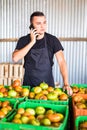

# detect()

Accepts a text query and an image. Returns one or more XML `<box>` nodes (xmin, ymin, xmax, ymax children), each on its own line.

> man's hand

<box><xmin>63</xmin><ymin>85</ymin><xmax>73</xmax><ymax>96</ymax></box>
<box><xmin>30</xmin><ymin>28</ymin><xmax>39</xmax><ymax>44</ymax></box>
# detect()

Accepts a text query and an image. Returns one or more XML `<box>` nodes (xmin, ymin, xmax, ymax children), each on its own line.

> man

<box><xmin>12</xmin><ymin>11</ymin><xmax>72</xmax><ymax>95</ymax></box>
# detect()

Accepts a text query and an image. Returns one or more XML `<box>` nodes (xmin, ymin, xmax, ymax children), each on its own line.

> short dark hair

<box><xmin>30</xmin><ymin>11</ymin><xmax>45</xmax><ymax>23</ymax></box>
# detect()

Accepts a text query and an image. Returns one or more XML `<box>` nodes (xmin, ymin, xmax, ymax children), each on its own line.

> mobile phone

<box><xmin>29</xmin><ymin>24</ymin><xmax>34</xmax><ymax>30</ymax></box>
<box><xmin>29</xmin><ymin>24</ymin><xmax>39</xmax><ymax>38</ymax></box>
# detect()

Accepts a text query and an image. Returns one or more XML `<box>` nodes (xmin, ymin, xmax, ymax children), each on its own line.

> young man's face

<box><xmin>32</xmin><ymin>16</ymin><xmax>47</xmax><ymax>35</ymax></box>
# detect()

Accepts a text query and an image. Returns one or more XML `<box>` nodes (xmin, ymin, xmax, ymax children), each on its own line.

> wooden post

<box><xmin>13</xmin><ymin>64</ymin><xmax>19</xmax><ymax>78</ymax></box>
<box><xmin>4</xmin><ymin>64</ymin><xmax>9</xmax><ymax>78</ymax></box>
<box><xmin>9</xmin><ymin>64</ymin><xmax>14</xmax><ymax>78</ymax></box>
<box><xmin>0</xmin><ymin>78</ymin><xmax>3</xmax><ymax>85</ymax></box>
<box><xmin>0</xmin><ymin>64</ymin><xmax>4</xmax><ymax>78</ymax></box>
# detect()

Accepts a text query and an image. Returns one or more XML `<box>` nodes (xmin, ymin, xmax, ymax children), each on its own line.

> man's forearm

<box><xmin>12</xmin><ymin>41</ymin><xmax>34</xmax><ymax>62</ymax></box>
<box><xmin>60</xmin><ymin>62</ymin><xmax>69</xmax><ymax>86</ymax></box>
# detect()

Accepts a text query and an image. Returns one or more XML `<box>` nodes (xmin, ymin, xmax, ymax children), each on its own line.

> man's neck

<box><xmin>37</xmin><ymin>33</ymin><xmax>45</xmax><ymax>40</ymax></box>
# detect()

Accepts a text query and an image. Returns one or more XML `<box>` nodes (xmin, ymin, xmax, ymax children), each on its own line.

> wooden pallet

<box><xmin>0</xmin><ymin>63</ymin><xmax>24</xmax><ymax>85</ymax></box>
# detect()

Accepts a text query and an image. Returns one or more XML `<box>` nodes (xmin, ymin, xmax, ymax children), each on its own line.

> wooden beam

<box><xmin>0</xmin><ymin>37</ymin><xmax>87</xmax><ymax>42</ymax></box>
<box><xmin>0</xmin><ymin>38</ymin><xmax>18</xmax><ymax>42</ymax></box>
<box><xmin>59</xmin><ymin>37</ymin><xmax>87</xmax><ymax>41</ymax></box>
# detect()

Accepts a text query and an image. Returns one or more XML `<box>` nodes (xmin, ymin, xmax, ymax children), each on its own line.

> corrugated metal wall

<box><xmin>0</xmin><ymin>0</ymin><xmax>87</xmax><ymax>85</ymax></box>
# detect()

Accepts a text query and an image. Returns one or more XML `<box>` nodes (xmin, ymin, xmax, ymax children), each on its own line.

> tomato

<box><xmin>14</xmin><ymin>113</ymin><xmax>21</xmax><ymax>119</ymax></box>
<box><xmin>73</xmin><ymin>95</ymin><xmax>83</xmax><ymax>103</ymax></box>
<box><xmin>47</xmin><ymin>113</ymin><xmax>64</xmax><ymax>123</ymax></box>
<box><xmin>22</xmin><ymin>88</ymin><xmax>29</xmax><ymax>97</ymax></box>
<box><xmin>8</xmin><ymin>90</ymin><xmax>17</xmax><ymax>97</ymax></box>
<box><xmin>36</xmin><ymin>114</ymin><xmax>45</xmax><ymax>121</ymax></box>
<box><xmin>2</xmin><ymin>101</ymin><xmax>10</xmax><ymax>107</ymax></box>
<box><xmin>52</xmin><ymin>122</ymin><xmax>61</xmax><ymax>127</ymax></box>
<box><xmin>0</xmin><ymin>87</ymin><xmax>7</xmax><ymax>93</ymax></box>
<box><xmin>15</xmin><ymin>86</ymin><xmax>22</xmax><ymax>93</ymax></box>
<box><xmin>12</xmin><ymin>118</ymin><xmax>22</xmax><ymax>124</ymax></box>
<box><xmin>80</xmin><ymin>121</ymin><xmax>87</xmax><ymax>129</ymax></box>
<box><xmin>54</xmin><ymin>88</ymin><xmax>63</xmax><ymax>96</ymax></box>
<box><xmin>1</xmin><ymin>107</ymin><xmax>8</xmax><ymax>115</ymax></box>
<box><xmin>35</xmin><ymin>106</ymin><xmax>45</xmax><ymax>115</ymax></box>
<box><xmin>59</xmin><ymin>93</ymin><xmax>68</xmax><ymax>101</ymax></box>
<box><xmin>29</xmin><ymin>92</ymin><xmax>35</xmax><ymax>99</ymax></box>
<box><xmin>47</xmin><ymin>87</ymin><xmax>54</xmax><ymax>92</ymax></box>
<box><xmin>17</xmin><ymin>108</ymin><xmax>25</xmax><ymax>115</ymax></box>
<box><xmin>34</xmin><ymin>86</ymin><xmax>42</xmax><ymax>94</ymax></box>
<box><xmin>46</xmin><ymin>109</ymin><xmax>54</xmax><ymax>115</ymax></box>
<box><xmin>21</xmin><ymin>116</ymin><xmax>29</xmax><ymax>124</ymax></box>
<box><xmin>41</xmin><ymin>118</ymin><xmax>51</xmax><ymax>126</ymax></box>
<box><xmin>0</xmin><ymin>85</ymin><xmax>4</xmax><ymax>89</ymax></box>
<box><xmin>30</xmin><ymin>119</ymin><xmax>40</xmax><ymax>126</ymax></box>
<box><xmin>47</xmin><ymin>92</ymin><xmax>58</xmax><ymax>100</ymax></box>
<box><xmin>0</xmin><ymin>92</ymin><xmax>3</xmax><ymax>97</ymax></box>
<box><xmin>0</xmin><ymin>110</ymin><xmax>5</xmax><ymax>118</ymax></box>
<box><xmin>76</xmin><ymin>102</ymin><xmax>86</xmax><ymax>109</ymax></box>
<box><xmin>72</xmin><ymin>86</ymin><xmax>79</xmax><ymax>93</ymax></box>
<box><xmin>25</xmin><ymin>108</ymin><xmax>35</xmax><ymax>116</ymax></box>
<box><xmin>40</xmin><ymin>82</ymin><xmax>48</xmax><ymax>90</ymax></box>
<box><xmin>12</xmin><ymin>79</ymin><xmax>21</xmax><ymax>88</ymax></box>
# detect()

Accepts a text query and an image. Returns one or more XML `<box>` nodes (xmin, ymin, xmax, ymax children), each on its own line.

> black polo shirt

<box><xmin>15</xmin><ymin>32</ymin><xmax>64</xmax><ymax>67</ymax></box>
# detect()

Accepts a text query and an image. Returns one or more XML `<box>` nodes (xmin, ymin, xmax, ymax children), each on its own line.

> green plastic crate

<box><xmin>71</xmin><ymin>84</ymin><xmax>87</xmax><ymax>96</ymax></box>
<box><xmin>71</xmin><ymin>84</ymin><xmax>87</xmax><ymax>88</ymax></box>
<box><xmin>0</xmin><ymin>101</ymin><xmax>69</xmax><ymax>130</ymax></box>
<box><xmin>0</xmin><ymin>98</ymin><xmax>18</xmax><ymax>121</ymax></box>
<box><xmin>28</xmin><ymin>87</ymin><xmax>69</xmax><ymax>105</ymax></box>
<box><xmin>0</xmin><ymin>85</ymin><xmax>30</xmax><ymax>102</ymax></box>
<box><xmin>26</xmin><ymin>98</ymin><xmax>69</xmax><ymax>105</ymax></box>
<box><xmin>0</xmin><ymin>98</ymin><xmax>18</xmax><ymax>109</ymax></box>
<box><xmin>75</xmin><ymin>116</ymin><xmax>87</xmax><ymax>130</ymax></box>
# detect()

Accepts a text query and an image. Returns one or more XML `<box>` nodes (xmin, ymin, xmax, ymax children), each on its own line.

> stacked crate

<box><xmin>72</xmin><ymin>94</ymin><xmax>87</xmax><ymax>118</ymax></box>
<box><xmin>71</xmin><ymin>84</ymin><xmax>87</xmax><ymax>130</ymax></box>
<box><xmin>75</xmin><ymin>116</ymin><xmax>87</xmax><ymax>130</ymax></box>
<box><xmin>0</xmin><ymin>63</ymin><xmax>24</xmax><ymax>85</ymax></box>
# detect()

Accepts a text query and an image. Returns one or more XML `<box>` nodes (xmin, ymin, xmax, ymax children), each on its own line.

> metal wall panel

<box><xmin>53</xmin><ymin>41</ymin><xmax>87</xmax><ymax>85</ymax></box>
<box><xmin>0</xmin><ymin>0</ymin><xmax>87</xmax><ymax>85</ymax></box>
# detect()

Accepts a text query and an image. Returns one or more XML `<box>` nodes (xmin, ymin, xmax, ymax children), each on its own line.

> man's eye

<box><xmin>44</xmin><ymin>22</ymin><xmax>46</xmax><ymax>24</ymax></box>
